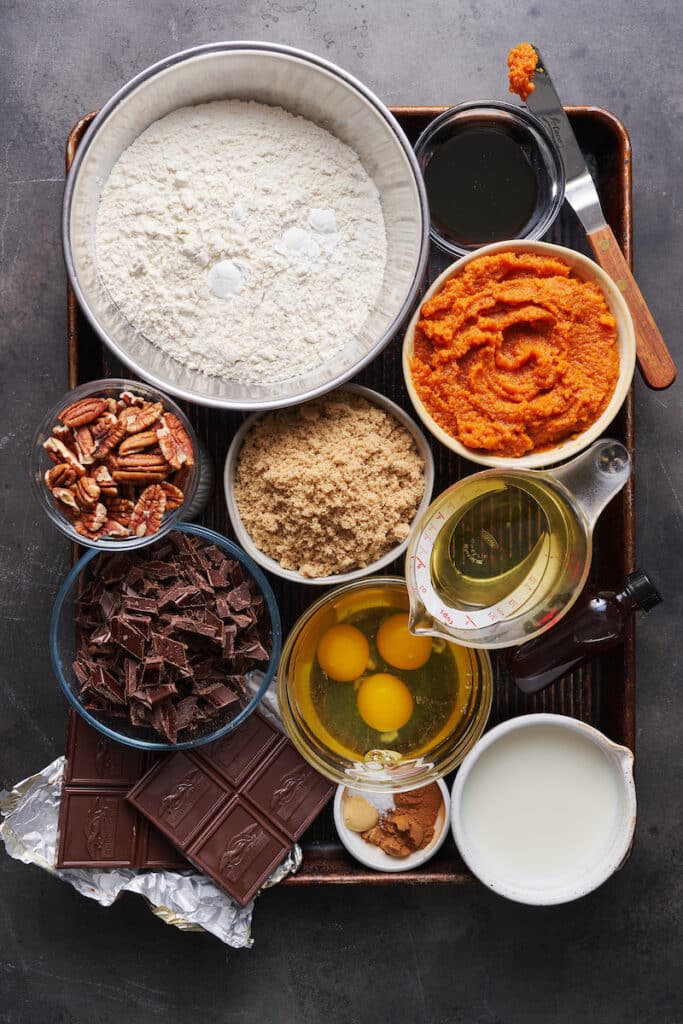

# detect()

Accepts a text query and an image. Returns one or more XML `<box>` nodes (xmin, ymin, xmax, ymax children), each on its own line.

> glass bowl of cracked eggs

<box><xmin>31</xmin><ymin>378</ymin><xmax>207</xmax><ymax>550</ymax></box>
<box><xmin>62</xmin><ymin>42</ymin><xmax>429</xmax><ymax>410</ymax></box>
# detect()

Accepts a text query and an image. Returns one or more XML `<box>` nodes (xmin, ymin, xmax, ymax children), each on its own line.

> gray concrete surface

<box><xmin>1</xmin><ymin>2</ymin><xmax>681</xmax><ymax>1022</ymax></box>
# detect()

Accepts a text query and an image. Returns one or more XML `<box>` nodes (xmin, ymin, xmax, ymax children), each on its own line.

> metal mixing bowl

<box><xmin>63</xmin><ymin>42</ymin><xmax>430</xmax><ymax>410</ymax></box>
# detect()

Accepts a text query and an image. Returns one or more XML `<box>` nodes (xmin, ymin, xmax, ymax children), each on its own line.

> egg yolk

<box><xmin>357</xmin><ymin>673</ymin><xmax>414</xmax><ymax>732</ymax></box>
<box><xmin>317</xmin><ymin>624</ymin><xmax>370</xmax><ymax>682</ymax></box>
<box><xmin>376</xmin><ymin>613</ymin><xmax>432</xmax><ymax>671</ymax></box>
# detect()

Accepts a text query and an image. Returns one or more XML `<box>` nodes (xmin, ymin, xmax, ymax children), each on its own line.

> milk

<box><xmin>459</xmin><ymin>724</ymin><xmax>622</xmax><ymax>887</ymax></box>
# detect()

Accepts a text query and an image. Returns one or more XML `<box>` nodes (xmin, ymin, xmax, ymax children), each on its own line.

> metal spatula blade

<box><xmin>524</xmin><ymin>46</ymin><xmax>676</xmax><ymax>390</ymax></box>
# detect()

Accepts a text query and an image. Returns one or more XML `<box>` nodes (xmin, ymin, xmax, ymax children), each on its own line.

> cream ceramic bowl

<box><xmin>450</xmin><ymin>714</ymin><xmax>636</xmax><ymax>905</ymax></box>
<box><xmin>402</xmin><ymin>239</ymin><xmax>636</xmax><ymax>470</ymax></box>
<box><xmin>333</xmin><ymin>779</ymin><xmax>450</xmax><ymax>872</ymax></box>
<box><xmin>223</xmin><ymin>384</ymin><xmax>435</xmax><ymax>586</ymax></box>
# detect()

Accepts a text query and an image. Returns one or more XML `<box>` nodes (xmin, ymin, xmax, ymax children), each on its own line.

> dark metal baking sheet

<box><xmin>64</xmin><ymin>106</ymin><xmax>635</xmax><ymax>885</ymax></box>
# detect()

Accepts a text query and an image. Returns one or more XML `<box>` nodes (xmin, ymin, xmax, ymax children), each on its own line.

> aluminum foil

<box><xmin>0</xmin><ymin>756</ymin><xmax>301</xmax><ymax>949</ymax></box>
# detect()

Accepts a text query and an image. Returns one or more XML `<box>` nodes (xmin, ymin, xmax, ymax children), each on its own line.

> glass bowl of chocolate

<box><xmin>31</xmin><ymin>378</ymin><xmax>210</xmax><ymax>550</ymax></box>
<box><xmin>49</xmin><ymin>524</ymin><xmax>282</xmax><ymax>750</ymax></box>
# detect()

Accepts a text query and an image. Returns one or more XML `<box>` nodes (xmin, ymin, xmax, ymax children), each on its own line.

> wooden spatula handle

<box><xmin>587</xmin><ymin>223</ymin><xmax>676</xmax><ymax>389</ymax></box>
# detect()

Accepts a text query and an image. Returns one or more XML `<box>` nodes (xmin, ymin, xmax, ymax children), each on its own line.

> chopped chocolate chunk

<box><xmin>122</xmin><ymin>595</ymin><xmax>158</xmax><ymax>613</ymax></box>
<box><xmin>151</xmin><ymin>632</ymin><xmax>189</xmax><ymax>670</ymax></box>
<box><xmin>126</xmin><ymin>613</ymin><xmax>152</xmax><ymax>639</ymax></box>
<box><xmin>98</xmin><ymin>553</ymin><xmax>132</xmax><ymax>584</ymax></box>
<box><xmin>153</xmin><ymin>701</ymin><xmax>178</xmax><ymax>743</ymax></box>
<box><xmin>144</xmin><ymin>561</ymin><xmax>180</xmax><ymax>579</ymax></box>
<box><xmin>228</xmin><ymin>612</ymin><xmax>253</xmax><ymax>630</ymax></box>
<box><xmin>227</xmin><ymin>582</ymin><xmax>253</xmax><ymax>611</ymax></box>
<box><xmin>214</xmin><ymin>594</ymin><xmax>232</xmax><ymax>619</ymax></box>
<box><xmin>124</xmin><ymin>658</ymin><xmax>138</xmax><ymax>696</ymax></box>
<box><xmin>72</xmin><ymin>659</ymin><xmax>90</xmax><ymax>688</ymax></box>
<box><xmin>99</xmin><ymin>589</ymin><xmax>118</xmax><ymax>621</ymax></box>
<box><xmin>175</xmin><ymin>696</ymin><xmax>202</xmax><ymax>731</ymax></box>
<box><xmin>200</xmin><ymin>684</ymin><xmax>240</xmax><ymax>710</ymax></box>
<box><xmin>170</xmin><ymin>616</ymin><xmax>218</xmax><ymax>640</ymax></box>
<box><xmin>237</xmin><ymin>638</ymin><xmax>270</xmax><ymax>661</ymax></box>
<box><xmin>139</xmin><ymin>656</ymin><xmax>164</xmax><ymax>689</ymax></box>
<box><xmin>110</xmin><ymin>615</ymin><xmax>147</xmax><ymax>660</ymax></box>
<box><xmin>206</xmin><ymin>566</ymin><xmax>229</xmax><ymax>588</ymax></box>
<box><xmin>131</xmin><ymin>683</ymin><xmax>178</xmax><ymax>708</ymax></box>
<box><xmin>89</xmin><ymin>665</ymin><xmax>126</xmax><ymax>706</ymax></box>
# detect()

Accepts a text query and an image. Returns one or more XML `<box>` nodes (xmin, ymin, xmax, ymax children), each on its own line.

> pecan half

<box><xmin>58</xmin><ymin>397</ymin><xmax>108</xmax><ymax>428</ymax></box>
<box><xmin>51</xmin><ymin>424</ymin><xmax>76</xmax><ymax>447</ymax></box>
<box><xmin>171</xmin><ymin>465</ymin><xmax>191</xmax><ymax>492</ymax></box>
<box><xmin>104</xmin><ymin>497</ymin><xmax>135</xmax><ymax>526</ymax></box>
<box><xmin>118</xmin><ymin>391</ymin><xmax>145</xmax><ymax>408</ymax></box>
<box><xmin>74</xmin><ymin>425</ymin><xmax>96</xmax><ymax>465</ymax></box>
<box><xmin>74</xmin><ymin>476</ymin><xmax>101</xmax><ymax>510</ymax></box>
<box><xmin>74</xmin><ymin>520</ymin><xmax>103</xmax><ymax>541</ymax></box>
<box><xmin>111</xmin><ymin>471</ymin><xmax>167</xmax><ymax>485</ymax></box>
<box><xmin>52</xmin><ymin>486</ymin><xmax>79</xmax><ymax>510</ymax></box>
<box><xmin>159</xmin><ymin>481</ymin><xmax>185</xmax><ymax>511</ymax></box>
<box><xmin>157</xmin><ymin>413</ymin><xmax>194</xmax><ymax>471</ymax></box>
<box><xmin>90</xmin><ymin>420</ymin><xmax>127</xmax><ymax>460</ymax></box>
<box><xmin>118</xmin><ymin>430</ymin><xmax>158</xmax><ymax>456</ymax></box>
<box><xmin>79</xmin><ymin>503</ymin><xmax>107</xmax><ymax>533</ymax></box>
<box><xmin>45</xmin><ymin>463</ymin><xmax>78</xmax><ymax>489</ymax></box>
<box><xmin>93</xmin><ymin>465</ymin><xmax>118</xmax><ymax>497</ymax></box>
<box><xmin>91</xmin><ymin>413</ymin><xmax>118</xmax><ymax>440</ymax></box>
<box><xmin>43</xmin><ymin>437</ymin><xmax>85</xmax><ymax>476</ymax></box>
<box><xmin>102</xmin><ymin>519</ymin><xmax>131</xmax><ymax>538</ymax></box>
<box><xmin>116</xmin><ymin>453</ymin><xmax>168</xmax><ymax>472</ymax></box>
<box><xmin>119</xmin><ymin>401</ymin><xmax>164</xmax><ymax>435</ymax></box>
<box><xmin>112</xmin><ymin>452</ymin><xmax>169</xmax><ymax>486</ymax></box>
<box><xmin>130</xmin><ymin>485</ymin><xmax>167</xmax><ymax>538</ymax></box>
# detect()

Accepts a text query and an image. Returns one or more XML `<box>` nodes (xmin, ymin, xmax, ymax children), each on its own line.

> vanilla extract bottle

<box><xmin>505</xmin><ymin>570</ymin><xmax>662</xmax><ymax>694</ymax></box>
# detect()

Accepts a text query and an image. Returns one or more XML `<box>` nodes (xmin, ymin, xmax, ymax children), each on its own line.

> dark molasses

<box><xmin>423</xmin><ymin>125</ymin><xmax>539</xmax><ymax>247</ymax></box>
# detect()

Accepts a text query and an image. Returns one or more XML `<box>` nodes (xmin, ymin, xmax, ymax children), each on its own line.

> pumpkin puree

<box><xmin>410</xmin><ymin>251</ymin><xmax>619</xmax><ymax>458</ymax></box>
<box><xmin>508</xmin><ymin>42</ymin><xmax>538</xmax><ymax>101</ymax></box>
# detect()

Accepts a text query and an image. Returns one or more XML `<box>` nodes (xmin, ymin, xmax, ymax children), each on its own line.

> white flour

<box><xmin>95</xmin><ymin>100</ymin><xmax>388</xmax><ymax>384</ymax></box>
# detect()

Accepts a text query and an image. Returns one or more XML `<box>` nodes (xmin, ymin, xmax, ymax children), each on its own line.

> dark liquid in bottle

<box><xmin>423</xmin><ymin>126</ymin><xmax>539</xmax><ymax>246</ymax></box>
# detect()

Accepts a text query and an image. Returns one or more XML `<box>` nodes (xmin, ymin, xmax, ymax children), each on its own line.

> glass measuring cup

<box><xmin>406</xmin><ymin>439</ymin><xmax>631</xmax><ymax>649</ymax></box>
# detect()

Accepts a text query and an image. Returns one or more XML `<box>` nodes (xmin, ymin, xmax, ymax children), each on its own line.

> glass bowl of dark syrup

<box><xmin>414</xmin><ymin>100</ymin><xmax>565</xmax><ymax>258</ymax></box>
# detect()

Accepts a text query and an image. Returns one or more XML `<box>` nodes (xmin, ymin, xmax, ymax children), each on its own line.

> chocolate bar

<box><xmin>127</xmin><ymin>712</ymin><xmax>334</xmax><ymax>905</ymax></box>
<box><xmin>56</xmin><ymin>712</ymin><xmax>187</xmax><ymax>869</ymax></box>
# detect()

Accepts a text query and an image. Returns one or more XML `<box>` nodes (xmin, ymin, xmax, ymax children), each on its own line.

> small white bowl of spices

<box><xmin>223</xmin><ymin>384</ymin><xmax>434</xmax><ymax>585</ymax></box>
<box><xmin>334</xmin><ymin>780</ymin><xmax>451</xmax><ymax>872</ymax></box>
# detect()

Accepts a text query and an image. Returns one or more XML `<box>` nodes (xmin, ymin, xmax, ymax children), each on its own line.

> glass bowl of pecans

<box><xmin>31</xmin><ymin>378</ymin><xmax>204</xmax><ymax>550</ymax></box>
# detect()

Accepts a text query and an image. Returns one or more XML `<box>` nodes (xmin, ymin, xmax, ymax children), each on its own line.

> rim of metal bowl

<box><xmin>62</xmin><ymin>40</ymin><xmax>431</xmax><ymax>411</ymax></box>
<box><xmin>49</xmin><ymin>522</ymin><xmax>282</xmax><ymax>751</ymax></box>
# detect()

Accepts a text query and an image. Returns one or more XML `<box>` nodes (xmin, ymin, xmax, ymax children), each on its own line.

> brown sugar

<box><xmin>508</xmin><ymin>42</ymin><xmax>538</xmax><ymax>102</ymax></box>
<box><xmin>234</xmin><ymin>392</ymin><xmax>426</xmax><ymax>578</ymax></box>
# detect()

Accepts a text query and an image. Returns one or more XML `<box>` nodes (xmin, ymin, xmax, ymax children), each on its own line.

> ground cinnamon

<box><xmin>361</xmin><ymin>783</ymin><xmax>443</xmax><ymax>858</ymax></box>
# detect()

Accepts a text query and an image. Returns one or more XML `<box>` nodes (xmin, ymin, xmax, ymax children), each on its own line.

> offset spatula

<box><xmin>525</xmin><ymin>46</ymin><xmax>676</xmax><ymax>390</ymax></box>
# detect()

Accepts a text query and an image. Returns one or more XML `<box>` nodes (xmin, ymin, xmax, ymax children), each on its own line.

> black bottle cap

<box><xmin>625</xmin><ymin>570</ymin><xmax>662</xmax><ymax>612</ymax></box>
